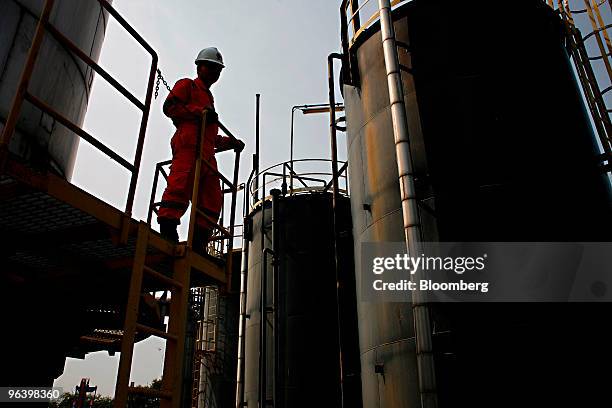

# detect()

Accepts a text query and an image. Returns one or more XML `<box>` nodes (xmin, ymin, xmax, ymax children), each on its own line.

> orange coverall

<box><xmin>158</xmin><ymin>77</ymin><xmax>233</xmax><ymax>232</ymax></box>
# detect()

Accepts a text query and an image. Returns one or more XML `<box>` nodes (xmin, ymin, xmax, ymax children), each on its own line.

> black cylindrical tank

<box><xmin>343</xmin><ymin>0</ymin><xmax>612</xmax><ymax>406</ymax></box>
<box><xmin>242</xmin><ymin>192</ymin><xmax>353</xmax><ymax>408</ymax></box>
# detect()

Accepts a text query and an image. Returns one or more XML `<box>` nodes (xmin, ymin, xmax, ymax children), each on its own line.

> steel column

<box><xmin>160</xmin><ymin>257</ymin><xmax>191</xmax><ymax>408</ymax></box>
<box><xmin>114</xmin><ymin>222</ymin><xmax>148</xmax><ymax>408</ymax></box>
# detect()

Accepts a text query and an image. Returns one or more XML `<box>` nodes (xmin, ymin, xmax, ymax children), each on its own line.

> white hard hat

<box><xmin>195</xmin><ymin>47</ymin><xmax>225</xmax><ymax>68</ymax></box>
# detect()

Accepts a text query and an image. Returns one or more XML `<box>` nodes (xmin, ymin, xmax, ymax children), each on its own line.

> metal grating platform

<box><xmin>0</xmin><ymin>190</ymin><xmax>98</xmax><ymax>233</ymax></box>
<box><xmin>0</xmin><ymin>156</ymin><xmax>228</xmax><ymax>360</ymax></box>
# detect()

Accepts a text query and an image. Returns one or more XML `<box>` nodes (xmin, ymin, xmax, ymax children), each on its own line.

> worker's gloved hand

<box><xmin>204</xmin><ymin>109</ymin><xmax>218</xmax><ymax>124</ymax></box>
<box><xmin>233</xmin><ymin>139</ymin><xmax>245</xmax><ymax>152</ymax></box>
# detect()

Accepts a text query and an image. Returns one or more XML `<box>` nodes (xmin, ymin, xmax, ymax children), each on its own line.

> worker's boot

<box><xmin>158</xmin><ymin>218</ymin><xmax>179</xmax><ymax>243</ymax></box>
<box><xmin>193</xmin><ymin>228</ymin><xmax>212</xmax><ymax>256</ymax></box>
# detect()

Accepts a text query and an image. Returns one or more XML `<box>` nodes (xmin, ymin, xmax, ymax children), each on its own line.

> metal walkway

<box><xmin>0</xmin><ymin>153</ymin><xmax>229</xmax><ymax>408</ymax></box>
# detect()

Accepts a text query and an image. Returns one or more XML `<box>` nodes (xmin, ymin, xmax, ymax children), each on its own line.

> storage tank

<box><xmin>342</xmin><ymin>0</ymin><xmax>612</xmax><ymax>406</ymax></box>
<box><xmin>241</xmin><ymin>188</ymin><xmax>354</xmax><ymax>408</ymax></box>
<box><xmin>0</xmin><ymin>0</ymin><xmax>110</xmax><ymax>179</ymax></box>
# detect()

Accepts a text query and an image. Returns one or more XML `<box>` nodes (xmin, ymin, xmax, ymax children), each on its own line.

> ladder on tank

<box><xmin>339</xmin><ymin>0</ymin><xmax>612</xmax><ymax>171</ymax></box>
<box><xmin>549</xmin><ymin>0</ymin><xmax>612</xmax><ymax>170</ymax></box>
<box><xmin>191</xmin><ymin>286</ymin><xmax>219</xmax><ymax>408</ymax></box>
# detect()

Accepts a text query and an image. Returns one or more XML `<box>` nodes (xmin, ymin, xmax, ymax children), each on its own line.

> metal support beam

<box><xmin>160</xmin><ymin>257</ymin><xmax>191</xmax><ymax>408</ymax></box>
<box><xmin>114</xmin><ymin>223</ymin><xmax>148</xmax><ymax>408</ymax></box>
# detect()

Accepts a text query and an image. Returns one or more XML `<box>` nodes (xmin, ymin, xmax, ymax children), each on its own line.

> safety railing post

<box><xmin>125</xmin><ymin>57</ymin><xmax>157</xmax><ymax>218</ymax></box>
<box><xmin>147</xmin><ymin>163</ymin><xmax>162</xmax><ymax>225</ymax></box>
<box><xmin>188</xmin><ymin>110</ymin><xmax>208</xmax><ymax>249</ymax></box>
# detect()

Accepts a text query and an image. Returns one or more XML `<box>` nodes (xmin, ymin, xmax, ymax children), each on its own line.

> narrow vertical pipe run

<box><xmin>290</xmin><ymin>107</ymin><xmax>297</xmax><ymax>193</ymax></box>
<box><xmin>328</xmin><ymin>53</ymin><xmax>346</xmax><ymax>408</ymax></box>
<box><xmin>226</xmin><ymin>149</ymin><xmax>241</xmax><ymax>291</ymax></box>
<box><xmin>236</xmin><ymin>169</ymin><xmax>255</xmax><ymax>408</ymax></box>
<box><xmin>235</xmin><ymin>228</ymin><xmax>250</xmax><ymax>408</ymax></box>
<box><xmin>377</xmin><ymin>1</ymin><xmax>438</xmax><ymax>407</ymax></box>
<box><xmin>340</xmin><ymin>1</ymin><xmax>353</xmax><ymax>87</ymax></box>
<box><xmin>259</xmin><ymin>245</ymin><xmax>268</xmax><ymax>408</ymax></box>
<box><xmin>270</xmin><ymin>189</ymin><xmax>281</xmax><ymax>408</ymax></box>
<box><xmin>328</xmin><ymin>55</ymin><xmax>342</xmax><ymax>209</ymax></box>
<box><xmin>254</xmin><ymin>94</ymin><xmax>261</xmax><ymax>203</ymax></box>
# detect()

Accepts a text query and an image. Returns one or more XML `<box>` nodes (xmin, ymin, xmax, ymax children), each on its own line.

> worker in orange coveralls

<box><xmin>158</xmin><ymin>47</ymin><xmax>244</xmax><ymax>251</ymax></box>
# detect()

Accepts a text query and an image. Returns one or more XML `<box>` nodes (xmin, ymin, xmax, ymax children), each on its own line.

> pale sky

<box><xmin>54</xmin><ymin>0</ymin><xmax>346</xmax><ymax>397</ymax></box>
<box><xmin>51</xmin><ymin>0</ymin><xmax>612</xmax><ymax>397</ymax></box>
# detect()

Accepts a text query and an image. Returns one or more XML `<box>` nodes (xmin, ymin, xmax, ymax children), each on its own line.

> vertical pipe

<box><xmin>236</xmin><ymin>169</ymin><xmax>255</xmax><ymax>408</ymax></box>
<box><xmin>340</xmin><ymin>1</ymin><xmax>353</xmax><ymax>87</ymax></box>
<box><xmin>328</xmin><ymin>53</ymin><xmax>346</xmax><ymax>408</ymax></box>
<box><xmin>235</xmin><ymin>226</ymin><xmax>249</xmax><ymax>408</ymax></box>
<box><xmin>270</xmin><ymin>189</ymin><xmax>281</xmax><ymax>408</ymax></box>
<box><xmin>254</xmin><ymin>94</ymin><xmax>261</xmax><ymax>203</ymax></box>
<box><xmin>226</xmin><ymin>149</ymin><xmax>242</xmax><ymax>292</ymax></box>
<box><xmin>258</xmin><ymin>174</ymin><xmax>269</xmax><ymax>408</ymax></box>
<box><xmin>349</xmin><ymin>0</ymin><xmax>362</xmax><ymax>35</ymax></box>
<box><xmin>290</xmin><ymin>107</ymin><xmax>297</xmax><ymax>193</ymax></box>
<box><xmin>328</xmin><ymin>55</ymin><xmax>342</xmax><ymax>211</ymax></box>
<box><xmin>377</xmin><ymin>1</ymin><xmax>438</xmax><ymax>408</ymax></box>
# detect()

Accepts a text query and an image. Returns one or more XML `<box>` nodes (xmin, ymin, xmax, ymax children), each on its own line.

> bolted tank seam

<box><xmin>347</xmin><ymin>89</ymin><xmax>419</xmax><ymax>151</ymax></box>
<box><xmin>357</xmin><ymin>206</ymin><xmax>402</xmax><ymax>235</ymax></box>
<box><xmin>360</xmin><ymin>335</ymin><xmax>416</xmax><ymax>356</ymax></box>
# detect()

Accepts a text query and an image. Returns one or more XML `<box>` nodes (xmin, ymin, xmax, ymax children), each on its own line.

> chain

<box><xmin>155</xmin><ymin>68</ymin><xmax>172</xmax><ymax>99</ymax></box>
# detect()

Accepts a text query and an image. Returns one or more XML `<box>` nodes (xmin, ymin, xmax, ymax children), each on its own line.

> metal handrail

<box><xmin>560</xmin><ymin>0</ymin><xmax>608</xmax><ymax>14</ymax></box>
<box><xmin>147</xmin><ymin>111</ymin><xmax>241</xmax><ymax>285</ymax></box>
<box><xmin>255</xmin><ymin>158</ymin><xmax>347</xmax><ymax>177</ymax></box>
<box><xmin>0</xmin><ymin>0</ymin><xmax>158</xmax><ymax>223</ymax></box>
<box><xmin>341</xmin><ymin>0</ymin><xmax>410</xmax><ymax>46</ymax></box>
<box><xmin>247</xmin><ymin>159</ymin><xmax>349</xmax><ymax>211</ymax></box>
